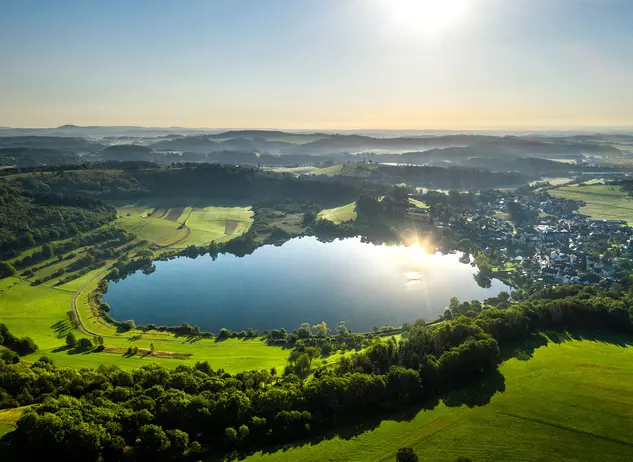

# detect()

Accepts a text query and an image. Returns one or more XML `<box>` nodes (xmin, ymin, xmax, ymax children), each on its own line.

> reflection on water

<box><xmin>104</xmin><ymin>236</ymin><xmax>511</xmax><ymax>333</ymax></box>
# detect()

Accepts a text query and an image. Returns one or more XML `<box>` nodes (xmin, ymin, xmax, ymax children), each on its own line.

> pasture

<box><xmin>245</xmin><ymin>335</ymin><xmax>633</xmax><ymax>462</ymax></box>
<box><xmin>0</xmin><ymin>407</ymin><xmax>23</xmax><ymax>437</ymax></box>
<box><xmin>272</xmin><ymin>164</ymin><xmax>345</xmax><ymax>176</ymax></box>
<box><xmin>408</xmin><ymin>198</ymin><xmax>428</xmax><ymax>209</ymax></box>
<box><xmin>318</xmin><ymin>202</ymin><xmax>357</xmax><ymax>224</ymax></box>
<box><xmin>178</xmin><ymin>206</ymin><xmax>253</xmax><ymax>247</ymax></box>
<box><xmin>549</xmin><ymin>184</ymin><xmax>633</xmax><ymax>224</ymax></box>
<box><xmin>116</xmin><ymin>203</ymin><xmax>253</xmax><ymax>248</ymax></box>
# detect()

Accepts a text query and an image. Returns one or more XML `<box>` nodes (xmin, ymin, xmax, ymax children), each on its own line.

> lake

<box><xmin>104</xmin><ymin>237</ymin><xmax>511</xmax><ymax>333</ymax></box>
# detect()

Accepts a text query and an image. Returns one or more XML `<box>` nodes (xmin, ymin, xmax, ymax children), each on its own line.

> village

<box><xmin>410</xmin><ymin>185</ymin><xmax>633</xmax><ymax>292</ymax></box>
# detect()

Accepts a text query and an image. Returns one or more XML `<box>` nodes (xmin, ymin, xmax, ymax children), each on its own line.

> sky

<box><xmin>1</xmin><ymin>0</ymin><xmax>633</xmax><ymax>130</ymax></box>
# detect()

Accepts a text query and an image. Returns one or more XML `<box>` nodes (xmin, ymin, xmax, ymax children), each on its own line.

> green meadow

<box><xmin>318</xmin><ymin>202</ymin><xmax>357</xmax><ymax>223</ymax></box>
<box><xmin>245</xmin><ymin>335</ymin><xmax>633</xmax><ymax>462</ymax></box>
<box><xmin>116</xmin><ymin>203</ymin><xmax>253</xmax><ymax>248</ymax></box>
<box><xmin>408</xmin><ymin>198</ymin><xmax>428</xmax><ymax>209</ymax></box>
<box><xmin>272</xmin><ymin>164</ymin><xmax>346</xmax><ymax>176</ymax></box>
<box><xmin>549</xmin><ymin>184</ymin><xmax>633</xmax><ymax>224</ymax></box>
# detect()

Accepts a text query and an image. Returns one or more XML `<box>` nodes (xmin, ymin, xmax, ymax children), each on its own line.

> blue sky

<box><xmin>1</xmin><ymin>0</ymin><xmax>632</xmax><ymax>129</ymax></box>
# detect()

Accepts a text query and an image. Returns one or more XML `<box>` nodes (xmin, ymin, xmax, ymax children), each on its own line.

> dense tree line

<box><xmin>0</xmin><ymin>324</ymin><xmax>37</xmax><ymax>358</ymax></box>
<box><xmin>0</xmin><ymin>180</ymin><xmax>116</xmax><ymax>260</ymax></box>
<box><xmin>2</xmin><ymin>286</ymin><xmax>633</xmax><ymax>460</ymax></box>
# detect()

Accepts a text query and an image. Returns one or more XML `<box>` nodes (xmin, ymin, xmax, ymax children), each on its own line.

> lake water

<box><xmin>104</xmin><ymin>237</ymin><xmax>511</xmax><ymax>333</ymax></box>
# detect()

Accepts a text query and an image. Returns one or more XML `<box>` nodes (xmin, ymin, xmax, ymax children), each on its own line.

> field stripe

<box><xmin>498</xmin><ymin>412</ymin><xmax>633</xmax><ymax>448</ymax></box>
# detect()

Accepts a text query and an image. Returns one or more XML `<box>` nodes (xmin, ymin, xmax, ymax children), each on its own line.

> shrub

<box><xmin>65</xmin><ymin>332</ymin><xmax>77</xmax><ymax>348</ymax></box>
<box><xmin>77</xmin><ymin>337</ymin><xmax>93</xmax><ymax>351</ymax></box>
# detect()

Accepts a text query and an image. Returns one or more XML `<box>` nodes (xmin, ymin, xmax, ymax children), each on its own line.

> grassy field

<box><xmin>116</xmin><ymin>203</ymin><xmax>253</xmax><ymax>248</ymax></box>
<box><xmin>318</xmin><ymin>202</ymin><xmax>357</xmax><ymax>224</ymax></box>
<box><xmin>549</xmin><ymin>184</ymin><xmax>633</xmax><ymax>224</ymax></box>
<box><xmin>178</xmin><ymin>206</ymin><xmax>253</xmax><ymax>247</ymax></box>
<box><xmin>0</xmin><ymin>278</ymin><xmax>76</xmax><ymax>350</ymax></box>
<box><xmin>408</xmin><ymin>198</ymin><xmax>428</xmax><ymax>209</ymax></box>
<box><xmin>0</xmin><ymin>407</ymin><xmax>24</xmax><ymax>437</ymax></box>
<box><xmin>272</xmin><ymin>164</ymin><xmax>345</xmax><ymax>176</ymax></box>
<box><xmin>244</xmin><ymin>335</ymin><xmax>633</xmax><ymax>462</ymax></box>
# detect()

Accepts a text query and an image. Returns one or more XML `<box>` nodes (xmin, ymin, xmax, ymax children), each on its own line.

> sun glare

<box><xmin>409</xmin><ymin>242</ymin><xmax>428</xmax><ymax>263</ymax></box>
<box><xmin>388</xmin><ymin>0</ymin><xmax>468</xmax><ymax>37</ymax></box>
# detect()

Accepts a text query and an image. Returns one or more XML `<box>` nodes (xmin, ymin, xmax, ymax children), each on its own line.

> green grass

<box><xmin>408</xmin><ymin>198</ymin><xmax>428</xmax><ymax>209</ymax></box>
<box><xmin>118</xmin><ymin>214</ymin><xmax>188</xmax><ymax>246</ymax></box>
<box><xmin>24</xmin><ymin>337</ymin><xmax>289</xmax><ymax>373</ymax></box>
<box><xmin>117</xmin><ymin>204</ymin><xmax>254</xmax><ymax>248</ymax></box>
<box><xmin>549</xmin><ymin>184</ymin><xmax>633</xmax><ymax>224</ymax></box>
<box><xmin>272</xmin><ymin>164</ymin><xmax>345</xmax><ymax>176</ymax></box>
<box><xmin>0</xmin><ymin>278</ymin><xmax>75</xmax><ymax>349</ymax></box>
<box><xmin>245</xmin><ymin>335</ymin><xmax>633</xmax><ymax>462</ymax></box>
<box><xmin>0</xmin><ymin>423</ymin><xmax>15</xmax><ymax>438</ymax></box>
<box><xmin>176</xmin><ymin>206</ymin><xmax>254</xmax><ymax>248</ymax></box>
<box><xmin>318</xmin><ymin>203</ymin><xmax>357</xmax><ymax>224</ymax></box>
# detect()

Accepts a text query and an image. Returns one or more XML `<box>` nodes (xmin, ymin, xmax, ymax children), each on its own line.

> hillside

<box><xmin>247</xmin><ymin>335</ymin><xmax>633</xmax><ymax>462</ymax></box>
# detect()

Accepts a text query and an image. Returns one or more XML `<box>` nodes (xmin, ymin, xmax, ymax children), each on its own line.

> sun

<box><xmin>387</xmin><ymin>0</ymin><xmax>468</xmax><ymax>37</ymax></box>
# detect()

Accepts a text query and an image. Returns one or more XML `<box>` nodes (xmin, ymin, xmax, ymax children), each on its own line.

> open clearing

<box><xmin>408</xmin><ymin>198</ymin><xmax>428</xmax><ymax>209</ymax></box>
<box><xmin>318</xmin><ymin>202</ymin><xmax>357</xmax><ymax>224</ymax></box>
<box><xmin>272</xmin><ymin>164</ymin><xmax>345</xmax><ymax>176</ymax></box>
<box><xmin>0</xmin><ymin>407</ymin><xmax>24</xmax><ymax>437</ymax></box>
<box><xmin>116</xmin><ymin>203</ymin><xmax>253</xmax><ymax>248</ymax></box>
<box><xmin>245</xmin><ymin>335</ymin><xmax>633</xmax><ymax>462</ymax></box>
<box><xmin>549</xmin><ymin>184</ymin><xmax>633</xmax><ymax>224</ymax></box>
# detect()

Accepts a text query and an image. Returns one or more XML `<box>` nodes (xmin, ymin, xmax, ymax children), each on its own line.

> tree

<box><xmin>225</xmin><ymin>427</ymin><xmax>238</xmax><ymax>442</ymax></box>
<box><xmin>293</xmin><ymin>354</ymin><xmax>311</xmax><ymax>375</ymax></box>
<box><xmin>150</xmin><ymin>343</ymin><xmax>155</xmax><ymax>352</ymax></box>
<box><xmin>218</xmin><ymin>328</ymin><xmax>231</xmax><ymax>340</ymax></box>
<box><xmin>13</xmin><ymin>337</ymin><xmax>37</xmax><ymax>355</ymax></box>
<box><xmin>336</xmin><ymin>321</ymin><xmax>349</xmax><ymax>336</ymax></box>
<box><xmin>165</xmin><ymin>429</ymin><xmax>189</xmax><ymax>456</ymax></box>
<box><xmin>77</xmin><ymin>337</ymin><xmax>93</xmax><ymax>351</ymax></box>
<box><xmin>19</xmin><ymin>232</ymin><xmax>36</xmax><ymax>248</ymax></box>
<box><xmin>65</xmin><ymin>332</ymin><xmax>77</xmax><ymax>348</ymax></box>
<box><xmin>396</xmin><ymin>447</ymin><xmax>419</xmax><ymax>462</ymax></box>
<box><xmin>238</xmin><ymin>424</ymin><xmax>250</xmax><ymax>439</ymax></box>
<box><xmin>136</xmin><ymin>424</ymin><xmax>170</xmax><ymax>455</ymax></box>
<box><xmin>0</xmin><ymin>261</ymin><xmax>16</xmax><ymax>279</ymax></box>
<box><xmin>41</xmin><ymin>244</ymin><xmax>54</xmax><ymax>259</ymax></box>
<box><xmin>297</xmin><ymin>323</ymin><xmax>311</xmax><ymax>339</ymax></box>
<box><xmin>312</xmin><ymin>321</ymin><xmax>328</xmax><ymax>337</ymax></box>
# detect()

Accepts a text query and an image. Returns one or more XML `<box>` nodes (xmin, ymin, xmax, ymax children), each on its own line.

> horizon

<box><xmin>2</xmin><ymin>123</ymin><xmax>633</xmax><ymax>135</ymax></box>
<box><xmin>2</xmin><ymin>0</ymin><xmax>633</xmax><ymax>129</ymax></box>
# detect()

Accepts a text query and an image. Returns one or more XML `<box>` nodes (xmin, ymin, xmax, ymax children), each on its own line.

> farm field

<box><xmin>408</xmin><ymin>198</ymin><xmax>428</xmax><ymax>209</ymax></box>
<box><xmin>549</xmin><ymin>184</ymin><xmax>633</xmax><ymax>224</ymax></box>
<box><xmin>178</xmin><ymin>206</ymin><xmax>253</xmax><ymax>247</ymax></box>
<box><xmin>245</xmin><ymin>335</ymin><xmax>633</xmax><ymax>462</ymax></box>
<box><xmin>272</xmin><ymin>164</ymin><xmax>345</xmax><ymax>176</ymax></box>
<box><xmin>116</xmin><ymin>203</ymin><xmax>253</xmax><ymax>248</ymax></box>
<box><xmin>318</xmin><ymin>202</ymin><xmax>357</xmax><ymax>223</ymax></box>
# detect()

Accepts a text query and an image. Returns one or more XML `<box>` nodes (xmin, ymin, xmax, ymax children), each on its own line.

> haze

<box><xmin>1</xmin><ymin>0</ymin><xmax>633</xmax><ymax>130</ymax></box>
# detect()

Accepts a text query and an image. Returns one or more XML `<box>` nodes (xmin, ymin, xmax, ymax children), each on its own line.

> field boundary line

<box><xmin>498</xmin><ymin>412</ymin><xmax>633</xmax><ymax>448</ymax></box>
